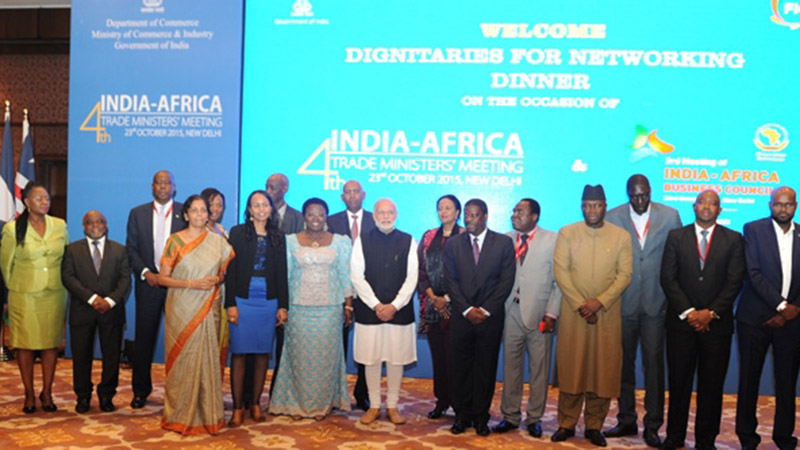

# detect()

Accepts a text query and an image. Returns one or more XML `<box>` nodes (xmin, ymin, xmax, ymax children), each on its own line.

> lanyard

<box><xmin>631</xmin><ymin>217</ymin><xmax>649</xmax><ymax>242</ymax></box>
<box><xmin>515</xmin><ymin>229</ymin><xmax>536</xmax><ymax>261</ymax></box>
<box><xmin>697</xmin><ymin>227</ymin><xmax>715</xmax><ymax>263</ymax></box>
<box><xmin>153</xmin><ymin>203</ymin><xmax>173</xmax><ymax>216</ymax></box>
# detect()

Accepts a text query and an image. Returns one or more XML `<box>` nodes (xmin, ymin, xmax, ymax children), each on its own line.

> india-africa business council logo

<box><xmin>629</xmin><ymin>125</ymin><xmax>674</xmax><ymax>162</ymax></box>
<box><xmin>771</xmin><ymin>0</ymin><xmax>800</xmax><ymax>29</ymax></box>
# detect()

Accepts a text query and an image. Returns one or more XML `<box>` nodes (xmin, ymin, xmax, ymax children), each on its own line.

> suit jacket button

<box><xmin>698</xmin><ymin>276</ymin><xmax>703</xmax><ymax>281</ymax></box>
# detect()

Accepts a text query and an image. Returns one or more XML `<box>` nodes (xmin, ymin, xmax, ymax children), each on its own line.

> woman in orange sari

<box><xmin>157</xmin><ymin>194</ymin><xmax>234</xmax><ymax>435</ymax></box>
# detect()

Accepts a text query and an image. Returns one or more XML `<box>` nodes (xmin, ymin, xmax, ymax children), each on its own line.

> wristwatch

<box><xmin>709</xmin><ymin>310</ymin><xmax>718</xmax><ymax>320</ymax></box>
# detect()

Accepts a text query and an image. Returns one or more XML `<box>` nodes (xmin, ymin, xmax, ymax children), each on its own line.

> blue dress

<box><xmin>229</xmin><ymin>234</ymin><xmax>278</xmax><ymax>354</ymax></box>
<box><xmin>269</xmin><ymin>234</ymin><xmax>353</xmax><ymax>417</ymax></box>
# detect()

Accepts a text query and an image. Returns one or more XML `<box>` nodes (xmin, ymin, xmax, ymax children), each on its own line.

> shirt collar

<box><xmin>772</xmin><ymin>218</ymin><xmax>796</xmax><ymax>237</ymax></box>
<box><xmin>86</xmin><ymin>235</ymin><xmax>107</xmax><ymax>246</ymax></box>
<box><xmin>628</xmin><ymin>203</ymin><xmax>651</xmax><ymax>220</ymax></box>
<box><xmin>694</xmin><ymin>222</ymin><xmax>716</xmax><ymax>239</ymax></box>
<box><xmin>153</xmin><ymin>199</ymin><xmax>174</xmax><ymax>212</ymax></box>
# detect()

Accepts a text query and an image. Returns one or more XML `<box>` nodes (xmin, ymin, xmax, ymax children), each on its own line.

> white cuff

<box><xmin>105</xmin><ymin>297</ymin><xmax>117</xmax><ymax>308</ymax></box>
<box><xmin>462</xmin><ymin>306</ymin><xmax>474</xmax><ymax>317</ymax></box>
<box><xmin>777</xmin><ymin>300</ymin><xmax>788</xmax><ymax>312</ymax></box>
<box><xmin>140</xmin><ymin>268</ymin><xmax>150</xmax><ymax>281</ymax></box>
<box><xmin>679</xmin><ymin>307</ymin><xmax>696</xmax><ymax>321</ymax></box>
<box><xmin>87</xmin><ymin>294</ymin><xmax>98</xmax><ymax>305</ymax></box>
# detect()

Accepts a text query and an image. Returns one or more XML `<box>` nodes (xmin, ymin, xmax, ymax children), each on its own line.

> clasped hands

<box><xmin>578</xmin><ymin>298</ymin><xmax>602</xmax><ymax>325</ymax></box>
<box><xmin>375</xmin><ymin>303</ymin><xmax>397</xmax><ymax>322</ymax></box>
<box><xmin>431</xmin><ymin>295</ymin><xmax>451</xmax><ymax>319</ymax></box>
<box><xmin>765</xmin><ymin>303</ymin><xmax>800</xmax><ymax>328</ymax></box>
<box><xmin>91</xmin><ymin>296</ymin><xmax>112</xmax><ymax>314</ymax></box>
<box><xmin>187</xmin><ymin>274</ymin><xmax>224</xmax><ymax>290</ymax></box>
<box><xmin>687</xmin><ymin>309</ymin><xmax>713</xmax><ymax>332</ymax></box>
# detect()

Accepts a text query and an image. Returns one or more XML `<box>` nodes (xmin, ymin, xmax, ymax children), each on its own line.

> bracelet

<box><xmin>187</xmin><ymin>280</ymin><xmax>192</xmax><ymax>289</ymax></box>
<box><xmin>344</xmin><ymin>305</ymin><xmax>354</xmax><ymax>311</ymax></box>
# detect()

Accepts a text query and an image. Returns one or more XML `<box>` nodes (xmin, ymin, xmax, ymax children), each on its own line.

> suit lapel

<box><xmin>791</xmin><ymin>223</ymin><xmax>800</xmax><ymax>295</ymax></box>
<box><xmin>765</xmin><ymin>220</ymin><xmax>783</xmax><ymax>273</ymax></box>
<box><xmin>80</xmin><ymin>239</ymin><xmax>101</xmax><ymax>277</ymax></box>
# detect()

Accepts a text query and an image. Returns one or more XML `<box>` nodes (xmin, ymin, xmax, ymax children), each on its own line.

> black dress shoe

<box><xmin>75</xmin><ymin>398</ymin><xmax>90</xmax><ymax>414</ymax></box>
<box><xmin>604</xmin><ymin>422</ymin><xmax>638</xmax><ymax>437</ymax></box>
<box><xmin>355</xmin><ymin>398</ymin><xmax>370</xmax><ymax>412</ymax></box>
<box><xmin>586</xmin><ymin>429</ymin><xmax>608</xmax><ymax>447</ymax></box>
<box><xmin>475</xmin><ymin>422</ymin><xmax>491</xmax><ymax>436</ymax></box>
<box><xmin>39</xmin><ymin>392</ymin><xmax>58</xmax><ymax>412</ymax></box>
<box><xmin>644</xmin><ymin>428</ymin><xmax>662</xmax><ymax>447</ymax></box>
<box><xmin>99</xmin><ymin>397</ymin><xmax>116</xmax><ymax>412</ymax></box>
<box><xmin>551</xmin><ymin>427</ymin><xmax>575</xmax><ymax>442</ymax></box>
<box><xmin>660</xmin><ymin>437</ymin><xmax>685</xmax><ymax>450</ymax></box>
<box><xmin>451</xmin><ymin>419</ymin><xmax>470</xmax><ymax>435</ymax></box>
<box><xmin>527</xmin><ymin>422</ymin><xmax>543</xmax><ymax>438</ymax></box>
<box><xmin>130</xmin><ymin>396</ymin><xmax>147</xmax><ymax>409</ymax></box>
<box><xmin>492</xmin><ymin>419</ymin><xmax>518</xmax><ymax>433</ymax></box>
<box><xmin>427</xmin><ymin>405</ymin><xmax>447</xmax><ymax>419</ymax></box>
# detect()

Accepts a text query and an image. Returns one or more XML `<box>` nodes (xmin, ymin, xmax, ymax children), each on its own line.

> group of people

<box><xmin>1</xmin><ymin>171</ymin><xmax>798</xmax><ymax>450</ymax></box>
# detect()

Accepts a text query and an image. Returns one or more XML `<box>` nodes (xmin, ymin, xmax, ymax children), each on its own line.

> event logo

<box><xmin>141</xmin><ymin>0</ymin><xmax>165</xmax><ymax>14</ymax></box>
<box><xmin>771</xmin><ymin>1</ymin><xmax>800</xmax><ymax>29</ymax></box>
<box><xmin>630</xmin><ymin>125</ymin><xmax>674</xmax><ymax>162</ymax></box>
<box><xmin>754</xmin><ymin>123</ymin><xmax>789</xmax><ymax>151</ymax></box>
<box><xmin>571</xmin><ymin>159</ymin><xmax>588</xmax><ymax>173</ymax></box>
<box><xmin>291</xmin><ymin>0</ymin><xmax>313</xmax><ymax>17</ymax></box>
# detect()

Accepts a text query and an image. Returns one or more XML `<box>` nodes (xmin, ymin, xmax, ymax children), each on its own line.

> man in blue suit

<box><xmin>604</xmin><ymin>175</ymin><xmax>681</xmax><ymax>447</ymax></box>
<box><xmin>735</xmin><ymin>186</ymin><xmax>800</xmax><ymax>450</ymax></box>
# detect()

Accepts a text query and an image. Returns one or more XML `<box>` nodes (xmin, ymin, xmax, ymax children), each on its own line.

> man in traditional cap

<box><xmin>552</xmin><ymin>184</ymin><xmax>632</xmax><ymax>447</ymax></box>
<box><xmin>604</xmin><ymin>174</ymin><xmax>682</xmax><ymax>447</ymax></box>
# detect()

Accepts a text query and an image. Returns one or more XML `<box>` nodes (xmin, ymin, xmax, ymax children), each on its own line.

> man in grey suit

<box><xmin>493</xmin><ymin>198</ymin><xmax>560</xmax><ymax>438</ymax></box>
<box><xmin>266</xmin><ymin>173</ymin><xmax>304</xmax><ymax>234</ymax></box>
<box><xmin>604</xmin><ymin>174</ymin><xmax>681</xmax><ymax>447</ymax></box>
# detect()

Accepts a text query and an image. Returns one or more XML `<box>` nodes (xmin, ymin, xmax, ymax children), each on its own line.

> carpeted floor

<box><xmin>0</xmin><ymin>359</ymin><xmax>786</xmax><ymax>449</ymax></box>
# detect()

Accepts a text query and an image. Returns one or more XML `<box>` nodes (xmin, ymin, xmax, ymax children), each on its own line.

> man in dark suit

<box><xmin>444</xmin><ymin>198</ymin><xmax>515</xmax><ymax>436</ymax></box>
<box><xmin>63</xmin><ymin>211</ymin><xmax>131</xmax><ymax>413</ymax></box>
<box><xmin>126</xmin><ymin>170</ymin><xmax>185</xmax><ymax>408</ymax></box>
<box><xmin>266</xmin><ymin>173</ymin><xmax>304</xmax><ymax>234</ymax></box>
<box><xmin>735</xmin><ymin>186</ymin><xmax>800</xmax><ymax>450</ymax></box>
<box><xmin>327</xmin><ymin>179</ymin><xmax>375</xmax><ymax>410</ymax></box>
<box><xmin>605</xmin><ymin>174</ymin><xmax>682</xmax><ymax>447</ymax></box>
<box><xmin>660</xmin><ymin>189</ymin><xmax>745</xmax><ymax>450</ymax></box>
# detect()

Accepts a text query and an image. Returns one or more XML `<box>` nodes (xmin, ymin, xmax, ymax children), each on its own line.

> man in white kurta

<box><xmin>351</xmin><ymin>198</ymin><xmax>418</xmax><ymax>425</ymax></box>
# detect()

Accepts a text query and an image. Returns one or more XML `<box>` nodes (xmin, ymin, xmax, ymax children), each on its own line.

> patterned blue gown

<box><xmin>269</xmin><ymin>233</ymin><xmax>353</xmax><ymax>417</ymax></box>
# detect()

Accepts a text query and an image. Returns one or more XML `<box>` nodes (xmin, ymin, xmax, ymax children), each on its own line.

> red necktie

<box><xmin>350</xmin><ymin>214</ymin><xmax>359</xmax><ymax>242</ymax></box>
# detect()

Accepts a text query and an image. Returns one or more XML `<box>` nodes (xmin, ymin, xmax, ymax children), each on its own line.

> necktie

<box><xmin>473</xmin><ymin>237</ymin><xmax>480</xmax><ymax>265</ymax></box>
<box><xmin>350</xmin><ymin>214</ymin><xmax>359</xmax><ymax>242</ymax></box>
<box><xmin>155</xmin><ymin>205</ymin><xmax>166</xmax><ymax>270</ymax></box>
<box><xmin>92</xmin><ymin>240</ymin><xmax>102</xmax><ymax>274</ymax></box>
<box><xmin>518</xmin><ymin>233</ymin><xmax>529</xmax><ymax>265</ymax></box>
<box><xmin>699</xmin><ymin>229</ymin><xmax>709</xmax><ymax>270</ymax></box>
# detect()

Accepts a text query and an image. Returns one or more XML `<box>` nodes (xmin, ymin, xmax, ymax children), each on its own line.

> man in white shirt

<box><xmin>351</xmin><ymin>198</ymin><xmax>418</xmax><ymax>425</ymax></box>
<box><xmin>735</xmin><ymin>186</ymin><xmax>800</xmax><ymax>450</ymax></box>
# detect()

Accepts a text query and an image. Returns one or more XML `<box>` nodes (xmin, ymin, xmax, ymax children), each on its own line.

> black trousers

<box><xmin>343</xmin><ymin>324</ymin><xmax>368</xmax><ymax>403</ymax></box>
<box><xmin>665</xmin><ymin>326</ymin><xmax>731</xmax><ymax>448</ymax></box>
<box><xmin>71</xmin><ymin>320</ymin><xmax>123</xmax><ymax>400</ymax></box>
<box><xmin>735</xmin><ymin>320</ymin><xmax>800</xmax><ymax>449</ymax></box>
<box><xmin>450</xmin><ymin>313</ymin><xmax>503</xmax><ymax>425</ymax></box>
<box><xmin>427</xmin><ymin>320</ymin><xmax>451</xmax><ymax>409</ymax></box>
<box><xmin>618</xmin><ymin>313</ymin><xmax>665</xmax><ymax>430</ymax></box>
<box><xmin>131</xmin><ymin>283</ymin><xmax>167</xmax><ymax>398</ymax></box>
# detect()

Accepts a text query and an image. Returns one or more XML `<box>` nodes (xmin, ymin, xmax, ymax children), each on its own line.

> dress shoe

<box><xmin>355</xmin><ymin>398</ymin><xmax>370</xmax><ymax>411</ymax></box>
<box><xmin>228</xmin><ymin>408</ymin><xmax>244</xmax><ymax>427</ymax></box>
<box><xmin>660</xmin><ymin>437</ymin><xmax>685</xmax><ymax>450</ymax></box>
<box><xmin>359</xmin><ymin>408</ymin><xmax>381</xmax><ymax>424</ymax></box>
<box><xmin>604</xmin><ymin>422</ymin><xmax>638</xmax><ymax>437</ymax></box>
<box><xmin>492</xmin><ymin>419</ymin><xmax>518</xmax><ymax>433</ymax></box>
<box><xmin>22</xmin><ymin>403</ymin><xmax>37</xmax><ymax>414</ymax></box>
<box><xmin>585</xmin><ymin>429</ymin><xmax>608</xmax><ymax>447</ymax></box>
<box><xmin>551</xmin><ymin>427</ymin><xmax>575</xmax><ymax>442</ymax></box>
<box><xmin>387</xmin><ymin>408</ymin><xmax>406</xmax><ymax>424</ymax></box>
<box><xmin>451</xmin><ymin>419</ymin><xmax>470</xmax><ymax>434</ymax></box>
<box><xmin>527</xmin><ymin>422</ymin><xmax>543</xmax><ymax>438</ymax></box>
<box><xmin>250</xmin><ymin>404</ymin><xmax>266</xmax><ymax>422</ymax></box>
<box><xmin>644</xmin><ymin>428</ymin><xmax>662</xmax><ymax>447</ymax></box>
<box><xmin>75</xmin><ymin>397</ymin><xmax>90</xmax><ymax>414</ymax></box>
<box><xmin>130</xmin><ymin>396</ymin><xmax>147</xmax><ymax>409</ymax></box>
<box><xmin>99</xmin><ymin>397</ymin><xmax>115</xmax><ymax>412</ymax></box>
<box><xmin>39</xmin><ymin>392</ymin><xmax>57</xmax><ymax>412</ymax></box>
<box><xmin>427</xmin><ymin>405</ymin><xmax>447</xmax><ymax>419</ymax></box>
<box><xmin>475</xmin><ymin>422</ymin><xmax>491</xmax><ymax>436</ymax></box>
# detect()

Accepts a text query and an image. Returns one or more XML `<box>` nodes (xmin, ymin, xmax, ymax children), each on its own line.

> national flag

<box><xmin>0</xmin><ymin>101</ymin><xmax>16</xmax><ymax>222</ymax></box>
<box><xmin>15</xmin><ymin>109</ymin><xmax>35</xmax><ymax>217</ymax></box>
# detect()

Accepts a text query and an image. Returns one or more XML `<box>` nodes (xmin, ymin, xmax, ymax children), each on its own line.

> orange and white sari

<box><xmin>160</xmin><ymin>231</ymin><xmax>234</xmax><ymax>435</ymax></box>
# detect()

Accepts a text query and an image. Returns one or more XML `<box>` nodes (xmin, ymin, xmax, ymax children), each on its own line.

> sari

<box><xmin>160</xmin><ymin>231</ymin><xmax>234</xmax><ymax>435</ymax></box>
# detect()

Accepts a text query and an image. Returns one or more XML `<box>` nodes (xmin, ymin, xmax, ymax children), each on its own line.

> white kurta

<box><xmin>350</xmin><ymin>236</ymin><xmax>419</xmax><ymax>365</ymax></box>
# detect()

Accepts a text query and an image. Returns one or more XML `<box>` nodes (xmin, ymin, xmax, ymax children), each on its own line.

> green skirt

<box><xmin>8</xmin><ymin>288</ymin><xmax>67</xmax><ymax>350</ymax></box>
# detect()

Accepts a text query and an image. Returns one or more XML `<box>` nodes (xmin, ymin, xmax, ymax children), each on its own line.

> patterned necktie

<box><xmin>92</xmin><ymin>240</ymin><xmax>102</xmax><ymax>274</ymax></box>
<box><xmin>473</xmin><ymin>236</ymin><xmax>480</xmax><ymax>265</ymax></box>
<box><xmin>518</xmin><ymin>233</ymin><xmax>529</xmax><ymax>265</ymax></box>
<box><xmin>699</xmin><ymin>229</ymin><xmax>709</xmax><ymax>270</ymax></box>
<box><xmin>155</xmin><ymin>204</ymin><xmax>166</xmax><ymax>270</ymax></box>
<box><xmin>350</xmin><ymin>214</ymin><xmax>359</xmax><ymax>242</ymax></box>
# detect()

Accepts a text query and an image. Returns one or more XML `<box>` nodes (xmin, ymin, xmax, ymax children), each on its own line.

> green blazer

<box><xmin>1</xmin><ymin>215</ymin><xmax>69</xmax><ymax>293</ymax></box>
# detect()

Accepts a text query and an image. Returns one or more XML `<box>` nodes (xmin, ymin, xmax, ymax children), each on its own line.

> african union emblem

<box><xmin>771</xmin><ymin>0</ymin><xmax>800</xmax><ymax>29</ymax></box>
<box><xmin>754</xmin><ymin>124</ymin><xmax>789</xmax><ymax>151</ymax></box>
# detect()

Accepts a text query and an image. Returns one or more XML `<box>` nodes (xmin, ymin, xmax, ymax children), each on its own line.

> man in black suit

<box><xmin>327</xmin><ymin>179</ymin><xmax>375</xmax><ymax>410</ymax></box>
<box><xmin>126</xmin><ymin>170</ymin><xmax>186</xmax><ymax>408</ymax></box>
<box><xmin>735</xmin><ymin>186</ymin><xmax>800</xmax><ymax>450</ymax></box>
<box><xmin>63</xmin><ymin>211</ymin><xmax>131</xmax><ymax>413</ymax></box>
<box><xmin>444</xmin><ymin>198</ymin><xmax>515</xmax><ymax>436</ymax></box>
<box><xmin>659</xmin><ymin>190</ymin><xmax>745</xmax><ymax>450</ymax></box>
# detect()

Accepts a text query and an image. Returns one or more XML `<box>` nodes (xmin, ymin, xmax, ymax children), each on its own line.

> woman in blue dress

<box><xmin>269</xmin><ymin>197</ymin><xmax>353</xmax><ymax>420</ymax></box>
